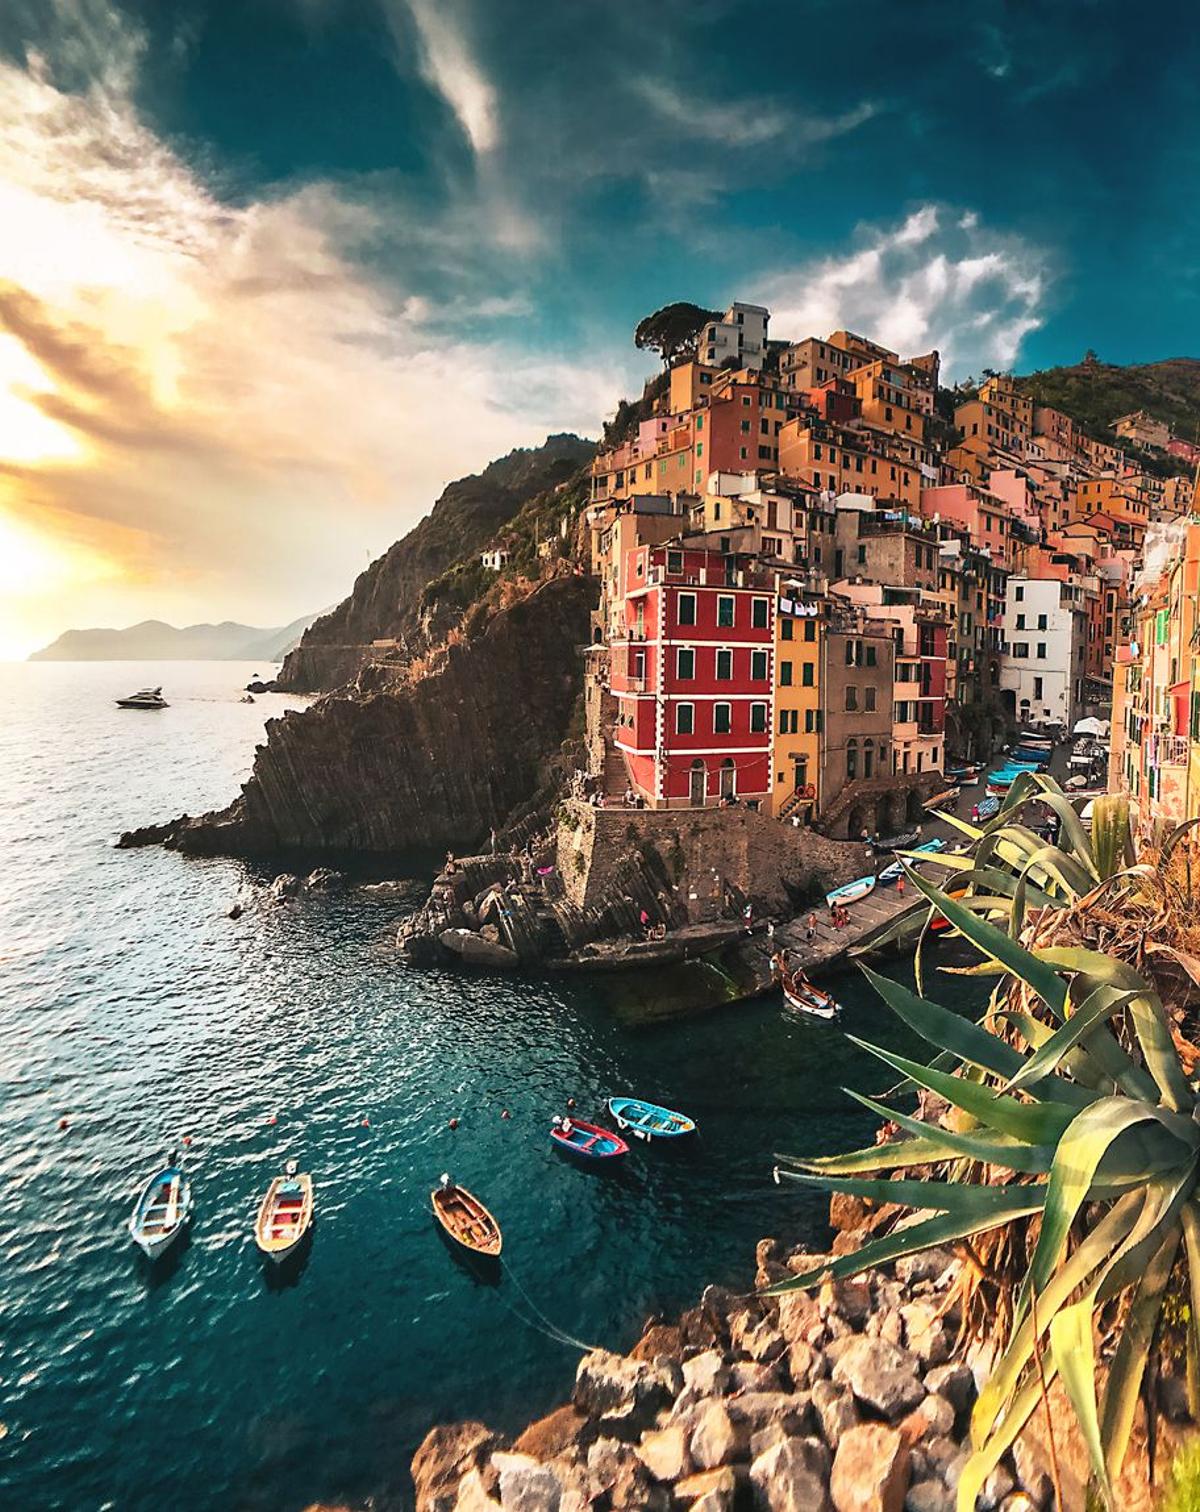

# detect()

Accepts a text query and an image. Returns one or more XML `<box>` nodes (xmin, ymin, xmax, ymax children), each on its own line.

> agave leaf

<box><xmin>927</xmin><ymin>809</ymin><xmax>984</xmax><ymax>843</ymax></box>
<box><xmin>1100</xmin><ymin>1224</ymin><xmax>1183</xmax><ymax>1482</ymax></box>
<box><xmin>906</xmin><ymin>867</ymin><xmax>1069</xmax><ymax>1018</ymax></box>
<box><xmin>1050</xmin><ymin>1297</ymin><xmax>1111</xmax><ymax>1507</ymax></box>
<box><xmin>958</xmin><ymin>1374</ymin><xmax>1048</xmax><ymax>1512</ymax></box>
<box><xmin>1159</xmin><ymin>814</ymin><xmax>1200</xmax><ymax>870</ymax></box>
<box><xmin>972</xmin><ymin>1189</ymin><xmax>1143</xmax><ymax>1445</ymax></box>
<box><xmin>764</xmin><ymin>1193</ymin><xmax>1046</xmax><ymax>1296</ymax></box>
<box><xmin>940</xmin><ymin>960</ymin><xmax>1011</xmax><ymax>977</ymax></box>
<box><xmin>1096</xmin><ymin>1172</ymin><xmax>1195</xmax><ymax>1301</ymax></box>
<box><xmin>1003</xmin><ymin>988</ymin><xmax>1142</xmax><ymax>1094</ymax></box>
<box><xmin>1025</xmin><ymin>780</ymin><xmax>1100</xmax><ymax>880</ymax></box>
<box><xmin>999</xmin><ymin>1009</ymin><xmax>1113</xmax><ymax>1092</ymax></box>
<box><xmin>1180</xmin><ymin>1203</ymin><xmax>1200</xmax><ymax>1418</ymax></box>
<box><xmin>1039</xmin><ymin>946</ymin><xmax>1191</xmax><ymax>1112</ymax></box>
<box><xmin>842</xmin><ymin>1089</ymin><xmax>1056</xmax><ymax>1175</ymax></box>
<box><xmin>860</xmin><ymin>965</ymin><xmax>1093</xmax><ymax>1108</ymax></box>
<box><xmin>1090</xmin><ymin>794</ymin><xmax>1134</xmax><ymax>880</ymax></box>
<box><xmin>1015</xmin><ymin>842</ymin><xmax>1094</xmax><ymax>899</ymax></box>
<box><xmin>845</xmin><ymin>1036</ymin><xmax>1075</xmax><ymax>1145</ymax></box>
<box><xmin>773</xmin><ymin>1135</ymin><xmax>958</xmax><ymax>1176</ymax></box>
<box><xmin>773</xmin><ymin>1170</ymin><xmax>1046</xmax><ymax>1220</ymax></box>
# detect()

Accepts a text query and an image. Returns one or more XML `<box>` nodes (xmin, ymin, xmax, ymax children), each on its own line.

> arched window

<box><xmin>847</xmin><ymin>738</ymin><xmax>859</xmax><ymax>781</ymax></box>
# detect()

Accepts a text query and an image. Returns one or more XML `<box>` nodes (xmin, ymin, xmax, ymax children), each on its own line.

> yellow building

<box><xmin>770</xmin><ymin>587</ymin><xmax>823</xmax><ymax>819</ymax></box>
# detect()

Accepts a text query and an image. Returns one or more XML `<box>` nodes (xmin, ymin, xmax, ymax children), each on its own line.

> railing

<box><xmin>1151</xmin><ymin>734</ymin><xmax>1188</xmax><ymax>767</ymax></box>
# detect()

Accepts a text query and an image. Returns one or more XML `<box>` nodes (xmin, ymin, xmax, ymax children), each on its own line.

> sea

<box><xmin>0</xmin><ymin>660</ymin><xmax>978</xmax><ymax>1511</ymax></box>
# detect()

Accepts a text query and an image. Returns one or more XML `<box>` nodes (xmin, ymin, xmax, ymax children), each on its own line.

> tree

<box><xmin>633</xmin><ymin>302</ymin><xmax>720</xmax><ymax>366</ymax></box>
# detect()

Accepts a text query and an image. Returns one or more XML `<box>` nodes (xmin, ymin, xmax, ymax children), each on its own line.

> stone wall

<box><xmin>556</xmin><ymin>800</ymin><xmax>866</xmax><ymax>924</ymax></box>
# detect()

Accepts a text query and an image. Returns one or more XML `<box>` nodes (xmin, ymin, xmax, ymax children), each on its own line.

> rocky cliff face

<box><xmin>131</xmin><ymin>576</ymin><xmax>593</xmax><ymax>859</ymax></box>
<box><xmin>274</xmin><ymin>433</ymin><xmax>594</xmax><ymax>693</ymax></box>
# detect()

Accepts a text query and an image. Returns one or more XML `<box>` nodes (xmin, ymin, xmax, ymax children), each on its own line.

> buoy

<box><xmin>448</xmin><ymin>1117</ymin><xmax>459</xmax><ymax>1130</ymax></box>
<box><xmin>361</xmin><ymin>1116</ymin><xmax>370</xmax><ymax>1128</ymax></box>
<box><xmin>501</xmin><ymin>1109</ymin><xmax>511</xmax><ymax>1120</ymax></box>
<box><xmin>58</xmin><ymin>1116</ymin><xmax>69</xmax><ymax>1131</ymax></box>
<box><xmin>566</xmin><ymin>1097</ymin><xmax>576</xmax><ymax>1110</ymax></box>
<box><xmin>182</xmin><ymin>1134</ymin><xmax>192</xmax><ymax>1147</ymax></box>
<box><xmin>267</xmin><ymin>1114</ymin><xmax>277</xmax><ymax>1125</ymax></box>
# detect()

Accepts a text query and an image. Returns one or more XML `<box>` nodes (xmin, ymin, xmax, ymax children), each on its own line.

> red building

<box><xmin>611</xmin><ymin>545</ymin><xmax>774</xmax><ymax>807</ymax></box>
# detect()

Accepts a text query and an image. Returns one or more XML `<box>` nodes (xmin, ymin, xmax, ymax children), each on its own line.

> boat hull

<box><xmin>129</xmin><ymin>1167</ymin><xmax>192</xmax><ymax>1260</ymax></box>
<box><xmin>431</xmin><ymin>1184</ymin><xmax>502</xmax><ymax>1257</ymax></box>
<box><xmin>550</xmin><ymin>1119</ymin><xmax>629</xmax><ymax>1160</ymax></box>
<box><xmin>255</xmin><ymin>1173</ymin><xmax>314</xmax><ymax>1263</ymax></box>
<box><xmin>783</xmin><ymin>983</ymin><xmax>838</xmax><ymax>1020</ymax></box>
<box><xmin>608</xmin><ymin>1097</ymin><xmax>695</xmax><ymax>1141</ymax></box>
<box><xmin>825</xmin><ymin>876</ymin><xmax>875</xmax><ymax>908</ymax></box>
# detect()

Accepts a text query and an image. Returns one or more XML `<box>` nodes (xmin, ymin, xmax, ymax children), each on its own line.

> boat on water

<box><xmin>924</xmin><ymin>786</ymin><xmax>961</xmax><ymax>811</ymax></box>
<box><xmin>781</xmin><ymin>970</ymin><xmax>839</xmax><ymax>1020</ymax></box>
<box><xmin>550</xmin><ymin>1116</ymin><xmax>629</xmax><ymax>1161</ymax></box>
<box><xmin>878</xmin><ymin>838</ymin><xmax>946</xmax><ymax>884</ymax></box>
<box><xmin>431</xmin><ymin>1176</ymin><xmax>502</xmax><ymax>1256</ymax></box>
<box><xmin>607</xmin><ymin>1097</ymin><xmax>695</xmax><ymax>1141</ymax></box>
<box><xmin>826</xmin><ymin>875</ymin><xmax>875</xmax><ymax>908</ymax></box>
<box><xmin>254</xmin><ymin>1161</ymin><xmax>314</xmax><ymax>1263</ymax></box>
<box><xmin>128</xmin><ymin>1157</ymin><xmax>193</xmax><ymax>1260</ymax></box>
<box><xmin>116</xmin><ymin>687</ymin><xmax>168</xmax><ymax>710</ymax></box>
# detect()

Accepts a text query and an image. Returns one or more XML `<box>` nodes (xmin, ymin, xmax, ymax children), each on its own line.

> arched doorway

<box><xmin>689</xmin><ymin>760</ymin><xmax>706</xmax><ymax>806</ymax></box>
<box><xmin>719</xmin><ymin>758</ymin><xmax>736</xmax><ymax>799</ymax></box>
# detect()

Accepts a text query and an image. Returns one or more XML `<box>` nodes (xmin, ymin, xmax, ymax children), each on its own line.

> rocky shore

<box><xmin>410</xmin><ymin>1207</ymin><xmax>1186</xmax><ymax>1512</ymax></box>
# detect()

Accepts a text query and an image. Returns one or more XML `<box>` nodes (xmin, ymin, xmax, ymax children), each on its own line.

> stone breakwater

<box><xmin>410</xmin><ymin>1216</ymin><xmax>1186</xmax><ymax>1512</ymax></box>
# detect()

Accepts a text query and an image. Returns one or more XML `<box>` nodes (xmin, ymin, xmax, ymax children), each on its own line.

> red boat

<box><xmin>550</xmin><ymin>1116</ymin><xmax>629</xmax><ymax>1161</ymax></box>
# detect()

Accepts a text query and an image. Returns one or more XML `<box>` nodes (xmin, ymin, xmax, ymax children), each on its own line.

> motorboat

<box><xmin>254</xmin><ymin>1161</ymin><xmax>314</xmax><ymax>1264</ymax></box>
<box><xmin>607</xmin><ymin>1097</ymin><xmax>696</xmax><ymax>1140</ymax></box>
<box><xmin>116</xmin><ymin>687</ymin><xmax>168</xmax><ymax>710</ymax></box>
<box><xmin>431</xmin><ymin>1176</ymin><xmax>502</xmax><ymax>1256</ymax></box>
<box><xmin>129</xmin><ymin>1157</ymin><xmax>193</xmax><ymax>1260</ymax></box>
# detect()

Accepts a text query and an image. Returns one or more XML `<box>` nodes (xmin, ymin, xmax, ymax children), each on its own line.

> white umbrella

<box><xmin>1073</xmin><ymin>716</ymin><xmax>1107</xmax><ymax>737</ymax></box>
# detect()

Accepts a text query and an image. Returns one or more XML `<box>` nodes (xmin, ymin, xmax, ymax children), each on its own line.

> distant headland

<box><xmin>29</xmin><ymin>612</ymin><xmax>320</xmax><ymax>663</ymax></box>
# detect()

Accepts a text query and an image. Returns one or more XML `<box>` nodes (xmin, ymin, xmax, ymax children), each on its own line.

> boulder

<box><xmin>630</xmin><ymin>1323</ymin><xmax>683</xmax><ymax>1364</ymax></box>
<box><xmin>728</xmin><ymin>1361</ymin><xmax>785</xmax><ymax>1395</ymax></box>
<box><xmin>811</xmin><ymin>1379</ymin><xmax>859</xmax><ymax>1449</ymax></box>
<box><xmin>833</xmin><ymin>1338</ymin><xmax>926</xmax><ymax>1421</ymax></box>
<box><xmin>904</xmin><ymin>1480</ymin><xmax>953</xmax><ymax>1512</ymax></box>
<box><xmin>493</xmin><ymin>1453</ymin><xmax>561</xmax><ymax>1512</ymax></box>
<box><xmin>682</xmin><ymin>1349</ymin><xmax>731</xmax><ymax>1399</ymax></box>
<box><xmin>898</xmin><ymin>1393</ymin><xmax>955</xmax><ymax>1445</ymax></box>
<box><xmin>830</xmin><ymin>1423</ymin><xmax>910</xmax><ymax>1512</ymax></box>
<box><xmin>786</xmin><ymin>1340</ymin><xmax>823</xmax><ymax>1390</ymax></box>
<box><xmin>1010</xmin><ymin>1433</ymin><xmax>1052</xmax><ymax>1506</ymax></box>
<box><xmin>412</xmin><ymin>1422</ymin><xmax>503</xmax><ymax>1512</ymax></box>
<box><xmin>452</xmin><ymin>1470</ymin><xmax>500</xmax><ymax>1510</ymax></box>
<box><xmin>899</xmin><ymin>1302</ymin><xmax>950</xmax><ymax>1367</ymax></box>
<box><xmin>829</xmin><ymin>1194</ymin><xmax>871</xmax><ymax>1232</ymax></box>
<box><xmin>827</xmin><ymin>1278</ymin><xmax>873</xmax><ymax>1329</ymax></box>
<box><xmin>636</xmin><ymin>1424</ymin><xmax>690</xmax><ymax>1483</ymax></box>
<box><xmin>676</xmin><ymin>1466</ymin><xmax>739</xmax><ymax>1507</ymax></box>
<box><xmin>922</xmin><ymin>1435</ymin><xmax>968</xmax><ymax>1490</ymax></box>
<box><xmin>583</xmin><ymin>1437</ymin><xmax>662</xmax><ymax>1508</ymax></box>
<box><xmin>978</xmin><ymin>1463</ymin><xmax>1016</xmax><ymax>1509</ymax></box>
<box><xmin>573</xmin><ymin>1349</ymin><xmax>678</xmax><ymax>1440</ymax></box>
<box><xmin>922</xmin><ymin>1363</ymin><xmax>974</xmax><ymax>1415</ymax></box>
<box><xmin>304</xmin><ymin>867</ymin><xmax>343</xmax><ymax>891</ymax></box>
<box><xmin>730</xmin><ymin>1311</ymin><xmax>786</xmax><ymax>1364</ymax></box>
<box><xmin>270</xmin><ymin>872</ymin><xmax>302</xmax><ymax>900</ymax></box>
<box><xmin>512</xmin><ymin>1406</ymin><xmax>588</xmax><ymax>1462</ymax></box>
<box><xmin>895</xmin><ymin>1250</ymin><xmax>954</xmax><ymax>1287</ymax></box>
<box><xmin>757</xmin><ymin>1238</ymin><xmax>790</xmax><ymax>1290</ymax></box>
<box><xmin>775</xmin><ymin>1287</ymin><xmax>823</xmax><ymax>1347</ymax></box>
<box><xmin>439</xmin><ymin>928</ymin><xmax>521</xmax><ymax>970</ymax></box>
<box><xmin>688</xmin><ymin>1399</ymin><xmax>746</xmax><ymax>1470</ymax></box>
<box><xmin>748</xmin><ymin>1435</ymin><xmax>832</xmax><ymax>1512</ymax></box>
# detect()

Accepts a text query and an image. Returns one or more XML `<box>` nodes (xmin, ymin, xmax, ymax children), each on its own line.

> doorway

<box><xmin>689</xmin><ymin>761</ymin><xmax>706</xmax><ymax>806</ymax></box>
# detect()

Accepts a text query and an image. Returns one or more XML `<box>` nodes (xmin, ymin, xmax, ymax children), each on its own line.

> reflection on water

<box><xmin>0</xmin><ymin>661</ymin><xmax>984</xmax><ymax>1510</ymax></box>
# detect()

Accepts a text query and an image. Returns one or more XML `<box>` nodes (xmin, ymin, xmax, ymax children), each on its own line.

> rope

<box><xmin>500</xmin><ymin>1258</ymin><xmax>601</xmax><ymax>1353</ymax></box>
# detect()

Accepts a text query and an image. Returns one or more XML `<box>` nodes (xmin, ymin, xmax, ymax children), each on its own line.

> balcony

<box><xmin>1151</xmin><ymin>734</ymin><xmax>1188</xmax><ymax>767</ymax></box>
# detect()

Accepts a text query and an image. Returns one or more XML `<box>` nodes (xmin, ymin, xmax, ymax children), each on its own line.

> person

<box><xmin>897</xmin><ymin>875</ymin><xmax>906</xmax><ymax>898</ymax></box>
<box><xmin>806</xmin><ymin>913</ymin><xmax>817</xmax><ymax>941</ymax></box>
<box><xmin>971</xmin><ymin>804</ymin><xmax>979</xmax><ymax>823</ymax></box>
<box><xmin>743</xmin><ymin>902</ymin><xmax>753</xmax><ymax>934</ymax></box>
<box><xmin>639</xmin><ymin>907</ymin><xmax>652</xmax><ymax>937</ymax></box>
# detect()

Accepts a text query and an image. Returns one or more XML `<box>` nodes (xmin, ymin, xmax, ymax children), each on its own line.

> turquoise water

<box><xmin>0</xmin><ymin>662</ymin><xmax>979</xmax><ymax>1510</ymax></box>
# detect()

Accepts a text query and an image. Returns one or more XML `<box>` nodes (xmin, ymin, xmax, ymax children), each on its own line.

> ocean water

<box><xmin>0</xmin><ymin>661</ymin><xmax>977</xmax><ymax>1511</ymax></box>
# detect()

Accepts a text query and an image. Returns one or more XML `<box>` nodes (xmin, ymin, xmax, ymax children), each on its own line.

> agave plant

<box><xmin>770</xmin><ymin>775</ymin><xmax>1200</xmax><ymax>1512</ymax></box>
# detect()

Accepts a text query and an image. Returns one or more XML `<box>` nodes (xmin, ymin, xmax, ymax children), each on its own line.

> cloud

<box><xmin>389</xmin><ymin>0</ymin><xmax>499</xmax><ymax>155</ymax></box>
<box><xmin>757</xmin><ymin>206</ymin><xmax>1047</xmax><ymax>377</ymax></box>
<box><xmin>634</xmin><ymin>76</ymin><xmax>878</xmax><ymax>153</ymax></box>
<box><xmin>0</xmin><ymin>15</ymin><xmax>631</xmax><ymax>655</ymax></box>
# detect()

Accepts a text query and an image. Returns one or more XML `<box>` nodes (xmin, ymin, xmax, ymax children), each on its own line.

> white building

<box><xmin>699</xmin><ymin>302</ymin><xmax>769</xmax><ymax>372</ymax></box>
<box><xmin>999</xmin><ymin>576</ymin><xmax>1088</xmax><ymax>731</ymax></box>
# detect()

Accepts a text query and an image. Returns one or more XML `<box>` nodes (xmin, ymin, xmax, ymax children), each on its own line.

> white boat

<box><xmin>782</xmin><ymin>971</ymin><xmax>839</xmax><ymax>1020</ymax></box>
<box><xmin>254</xmin><ymin>1161</ymin><xmax>314</xmax><ymax>1263</ymax></box>
<box><xmin>826</xmin><ymin>875</ymin><xmax>876</xmax><ymax>908</ymax></box>
<box><xmin>116</xmin><ymin>687</ymin><xmax>168</xmax><ymax>710</ymax></box>
<box><xmin>129</xmin><ymin>1159</ymin><xmax>193</xmax><ymax>1260</ymax></box>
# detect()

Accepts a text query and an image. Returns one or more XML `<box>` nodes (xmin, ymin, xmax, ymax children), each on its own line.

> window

<box><xmin>779</xmin><ymin>659</ymin><xmax>793</xmax><ymax>687</ymax></box>
<box><xmin>677</xmin><ymin>648</ymin><xmax>695</xmax><ymax>680</ymax></box>
<box><xmin>864</xmin><ymin>744</ymin><xmax>874</xmax><ymax>778</ymax></box>
<box><xmin>713</xmin><ymin>702</ymin><xmax>731</xmax><ymax>735</ymax></box>
<box><xmin>752</xmin><ymin>649</ymin><xmax>769</xmax><ymax>681</ymax></box>
<box><xmin>1037</xmin><ymin>643</ymin><xmax>1047</xmax><ymax>659</ymax></box>
<box><xmin>1015</xmin><ymin>585</ymin><xmax>1025</xmax><ymax>601</ymax></box>
<box><xmin>749</xmin><ymin>703</ymin><xmax>768</xmax><ymax>733</ymax></box>
<box><xmin>1013</xmin><ymin>642</ymin><xmax>1029</xmax><ymax>658</ymax></box>
<box><xmin>805</xmin><ymin>709</ymin><xmax>815</xmax><ymax>733</ymax></box>
<box><xmin>667</xmin><ymin>549</ymin><xmax>683</xmax><ymax>574</ymax></box>
<box><xmin>678</xmin><ymin>593</ymin><xmax>696</xmax><ymax>626</ymax></box>
<box><xmin>845</xmin><ymin>685</ymin><xmax>858</xmax><ymax>711</ymax></box>
<box><xmin>675</xmin><ymin>703</ymin><xmax>694</xmax><ymax>734</ymax></box>
<box><xmin>717</xmin><ymin>596</ymin><xmax>735</xmax><ymax>627</ymax></box>
<box><xmin>865</xmin><ymin>686</ymin><xmax>876</xmax><ymax>711</ymax></box>
<box><xmin>752</xmin><ymin>598</ymin><xmax>769</xmax><ymax>628</ymax></box>
<box><xmin>865</xmin><ymin>644</ymin><xmax>877</xmax><ymax>667</ymax></box>
<box><xmin>1037</xmin><ymin>613</ymin><xmax>1048</xmax><ymax>630</ymax></box>
<box><xmin>1033</xmin><ymin>676</ymin><xmax>1043</xmax><ymax>699</ymax></box>
<box><xmin>804</xmin><ymin>621</ymin><xmax>816</xmax><ymax>642</ymax></box>
<box><xmin>802</xmin><ymin>662</ymin><xmax>814</xmax><ymax>687</ymax></box>
<box><xmin>781</xmin><ymin>618</ymin><xmax>793</xmax><ymax>641</ymax></box>
<box><xmin>1016</xmin><ymin>613</ymin><xmax>1026</xmax><ymax>629</ymax></box>
<box><xmin>857</xmin><ymin>544</ymin><xmax>867</xmax><ymax>564</ymax></box>
<box><xmin>716</xmin><ymin>649</ymin><xmax>733</xmax><ymax>680</ymax></box>
<box><xmin>847</xmin><ymin>740</ymin><xmax>858</xmax><ymax>780</ymax></box>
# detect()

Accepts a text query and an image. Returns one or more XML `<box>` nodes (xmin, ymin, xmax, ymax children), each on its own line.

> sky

<box><xmin>0</xmin><ymin>0</ymin><xmax>1198</xmax><ymax>658</ymax></box>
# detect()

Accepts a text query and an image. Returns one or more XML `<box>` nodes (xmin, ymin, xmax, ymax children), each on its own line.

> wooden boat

<box><xmin>254</xmin><ymin>1162</ymin><xmax>314</xmax><ymax>1263</ymax></box>
<box><xmin>129</xmin><ymin>1159</ymin><xmax>193</xmax><ymax>1260</ymax></box>
<box><xmin>550</xmin><ymin>1116</ymin><xmax>629</xmax><ymax>1161</ymax></box>
<box><xmin>782</xmin><ymin>971</ymin><xmax>839</xmax><ymax>1020</ymax></box>
<box><xmin>825</xmin><ymin>875</ymin><xmax>876</xmax><ymax>908</ymax></box>
<box><xmin>929</xmin><ymin>886</ymin><xmax>969</xmax><ymax>934</ymax></box>
<box><xmin>608</xmin><ymin>1097</ymin><xmax>695</xmax><ymax>1141</ymax></box>
<box><xmin>878</xmin><ymin>838</ymin><xmax>946</xmax><ymax>884</ymax></box>
<box><xmin>875</xmin><ymin>829</ymin><xmax>918</xmax><ymax>852</ymax></box>
<box><xmin>924</xmin><ymin>787</ymin><xmax>961</xmax><ymax>812</ymax></box>
<box><xmin>431</xmin><ymin>1177</ymin><xmax>502</xmax><ymax>1257</ymax></box>
<box><xmin>945</xmin><ymin>765</ymin><xmax>980</xmax><ymax>783</ymax></box>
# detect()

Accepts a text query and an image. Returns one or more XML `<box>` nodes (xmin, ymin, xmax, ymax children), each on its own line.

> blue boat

<box><xmin>976</xmin><ymin>796</ymin><xmax>1001</xmax><ymax>820</ymax></box>
<box><xmin>608</xmin><ymin>1097</ymin><xmax>696</xmax><ymax>1141</ymax></box>
<box><xmin>826</xmin><ymin>875</ymin><xmax>876</xmax><ymax>908</ymax></box>
<box><xmin>550</xmin><ymin>1116</ymin><xmax>629</xmax><ymax>1161</ymax></box>
<box><xmin>878</xmin><ymin>839</ymin><xmax>946</xmax><ymax>884</ymax></box>
<box><xmin>128</xmin><ymin>1158</ymin><xmax>193</xmax><ymax>1260</ymax></box>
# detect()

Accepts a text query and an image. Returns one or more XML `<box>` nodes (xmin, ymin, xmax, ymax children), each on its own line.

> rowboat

<box><xmin>930</xmin><ymin>886</ymin><xmax>969</xmax><ymax>934</ymax></box>
<box><xmin>875</xmin><ymin>829</ymin><xmax>918</xmax><ymax>852</ymax></box>
<box><xmin>782</xmin><ymin>971</ymin><xmax>839</xmax><ymax>1020</ymax></box>
<box><xmin>878</xmin><ymin>838</ymin><xmax>946</xmax><ymax>883</ymax></box>
<box><xmin>826</xmin><ymin>875</ymin><xmax>875</xmax><ymax>908</ymax></box>
<box><xmin>924</xmin><ymin>787</ymin><xmax>961</xmax><ymax>811</ymax></box>
<box><xmin>608</xmin><ymin>1097</ymin><xmax>695</xmax><ymax>1141</ymax></box>
<box><xmin>129</xmin><ymin>1159</ymin><xmax>193</xmax><ymax>1260</ymax></box>
<box><xmin>254</xmin><ymin>1161</ymin><xmax>314</xmax><ymax>1263</ymax></box>
<box><xmin>550</xmin><ymin>1116</ymin><xmax>629</xmax><ymax>1161</ymax></box>
<box><xmin>431</xmin><ymin>1176</ymin><xmax>502</xmax><ymax>1257</ymax></box>
<box><xmin>945</xmin><ymin>765</ymin><xmax>980</xmax><ymax>783</ymax></box>
<box><xmin>976</xmin><ymin>796</ymin><xmax>1001</xmax><ymax>819</ymax></box>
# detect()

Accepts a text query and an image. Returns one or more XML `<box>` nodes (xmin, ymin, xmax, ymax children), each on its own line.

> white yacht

<box><xmin>115</xmin><ymin>686</ymin><xmax>169</xmax><ymax>710</ymax></box>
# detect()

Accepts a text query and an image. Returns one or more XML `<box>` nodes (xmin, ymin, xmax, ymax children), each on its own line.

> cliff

<box><xmin>274</xmin><ymin>433</ymin><xmax>595</xmax><ymax>693</ymax></box>
<box><xmin>125</xmin><ymin>575</ymin><xmax>594</xmax><ymax>859</ymax></box>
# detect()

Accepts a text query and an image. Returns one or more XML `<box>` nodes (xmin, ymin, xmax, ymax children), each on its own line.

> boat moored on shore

<box><xmin>826</xmin><ymin>875</ymin><xmax>875</xmax><ymax>908</ymax></box>
<box><xmin>781</xmin><ymin>970</ymin><xmax>839</xmax><ymax>1020</ymax></box>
